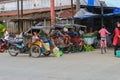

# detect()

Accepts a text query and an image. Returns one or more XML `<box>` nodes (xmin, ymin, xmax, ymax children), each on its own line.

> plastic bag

<box><xmin>53</xmin><ymin>47</ymin><xmax>60</xmax><ymax>57</ymax></box>
<box><xmin>59</xmin><ymin>50</ymin><xmax>63</xmax><ymax>56</ymax></box>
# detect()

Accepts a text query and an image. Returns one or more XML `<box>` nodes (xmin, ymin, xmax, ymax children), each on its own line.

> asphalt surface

<box><xmin>0</xmin><ymin>49</ymin><xmax>120</xmax><ymax>80</ymax></box>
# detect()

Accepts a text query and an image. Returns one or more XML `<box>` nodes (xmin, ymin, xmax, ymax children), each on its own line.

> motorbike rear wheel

<box><xmin>8</xmin><ymin>45</ymin><xmax>19</xmax><ymax>56</ymax></box>
<box><xmin>30</xmin><ymin>45</ymin><xmax>41</xmax><ymax>58</ymax></box>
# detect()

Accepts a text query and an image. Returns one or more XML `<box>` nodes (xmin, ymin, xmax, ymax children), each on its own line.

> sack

<box><xmin>43</xmin><ymin>43</ymin><xmax>50</xmax><ymax>51</ymax></box>
<box><xmin>53</xmin><ymin>47</ymin><xmax>63</xmax><ymax>57</ymax></box>
<box><xmin>53</xmin><ymin>47</ymin><xmax>60</xmax><ymax>57</ymax></box>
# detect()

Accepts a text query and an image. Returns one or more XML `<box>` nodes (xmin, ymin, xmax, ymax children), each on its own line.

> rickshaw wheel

<box><xmin>30</xmin><ymin>45</ymin><xmax>41</xmax><ymax>58</ymax></box>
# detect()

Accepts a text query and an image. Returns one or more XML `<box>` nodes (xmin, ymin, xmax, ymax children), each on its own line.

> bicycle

<box><xmin>100</xmin><ymin>37</ymin><xmax>107</xmax><ymax>54</ymax></box>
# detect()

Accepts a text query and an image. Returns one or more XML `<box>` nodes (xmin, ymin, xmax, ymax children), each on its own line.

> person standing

<box><xmin>113</xmin><ymin>22</ymin><xmax>120</xmax><ymax>56</ymax></box>
<box><xmin>99</xmin><ymin>25</ymin><xmax>111</xmax><ymax>53</ymax></box>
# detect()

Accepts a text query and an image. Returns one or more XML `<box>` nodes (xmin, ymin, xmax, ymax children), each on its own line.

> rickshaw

<box><xmin>64</xmin><ymin>24</ymin><xmax>87</xmax><ymax>52</ymax></box>
<box><xmin>8</xmin><ymin>26</ymin><xmax>51</xmax><ymax>58</ymax></box>
<box><xmin>25</xmin><ymin>26</ymin><xmax>51</xmax><ymax>58</ymax></box>
<box><xmin>50</xmin><ymin>24</ymin><xmax>71</xmax><ymax>53</ymax></box>
<box><xmin>50</xmin><ymin>24</ymin><xmax>87</xmax><ymax>53</ymax></box>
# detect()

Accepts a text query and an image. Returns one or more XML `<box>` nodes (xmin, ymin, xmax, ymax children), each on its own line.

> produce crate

<box><xmin>83</xmin><ymin>33</ymin><xmax>97</xmax><ymax>45</ymax></box>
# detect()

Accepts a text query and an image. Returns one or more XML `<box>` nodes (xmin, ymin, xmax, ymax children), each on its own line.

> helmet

<box><xmin>2</xmin><ymin>28</ymin><xmax>6</xmax><ymax>32</ymax></box>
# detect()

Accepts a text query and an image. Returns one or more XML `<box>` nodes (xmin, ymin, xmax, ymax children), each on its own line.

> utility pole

<box><xmin>100</xmin><ymin>2</ymin><xmax>104</xmax><ymax>26</ymax></box>
<box><xmin>17</xmin><ymin>0</ymin><xmax>20</xmax><ymax>33</ymax></box>
<box><xmin>71</xmin><ymin>0</ymin><xmax>74</xmax><ymax>24</ymax></box>
<box><xmin>21</xmin><ymin>0</ymin><xmax>23</xmax><ymax>18</ymax></box>
<box><xmin>21</xmin><ymin>0</ymin><xmax>23</xmax><ymax>31</ymax></box>
<box><xmin>76</xmin><ymin>0</ymin><xmax>80</xmax><ymax>12</ymax></box>
<box><xmin>50</xmin><ymin>0</ymin><xmax>55</xmax><ymax>26</ymax></box>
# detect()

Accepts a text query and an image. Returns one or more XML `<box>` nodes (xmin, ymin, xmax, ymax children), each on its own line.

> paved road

<box><xmin>0</xmin><ymin>49</ymin><xmax>120</xmax><ymax>80</ymax></box>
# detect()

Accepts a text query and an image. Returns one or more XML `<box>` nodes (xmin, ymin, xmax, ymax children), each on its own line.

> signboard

<box><xmin>113</xmin><ymin>8</ymin><xmax>120</xmax><ymax>13</ymax></box>
<box><xmin>88</xmin><ymin>0</ymin><xmax>94</xmax><ymax>6</ymax></box>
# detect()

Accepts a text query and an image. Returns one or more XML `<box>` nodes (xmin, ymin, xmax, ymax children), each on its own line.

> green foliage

<box><xmin>0</xmin><ymin>24</ymin><xmax>6</xmax><ymax>37</ymax></box>
<box><xmin>84</xmin><ymin>43</ymin><xmax>94</xmax><ymax>52</ymax></box>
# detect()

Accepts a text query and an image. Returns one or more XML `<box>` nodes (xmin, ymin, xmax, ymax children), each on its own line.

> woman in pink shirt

<box><xmin>113</xmin><ymin>22</ymin><xmax>120</xmax><ymax>56</ymax></box>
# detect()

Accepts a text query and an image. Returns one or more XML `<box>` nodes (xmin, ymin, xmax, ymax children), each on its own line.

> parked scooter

<box><xmin>8</xmin><ymin>35</ymin><xmax>31</xmax><ymax>56</ymax></box>
<box><xmin>0</xmin><ymin>38</ymin><xmax>9</xmax><ymax>52</ymax></box>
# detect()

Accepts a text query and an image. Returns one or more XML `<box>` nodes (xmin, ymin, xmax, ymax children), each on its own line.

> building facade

<box><xmin>0</xmin><ymin>0</ymin><xmax>77</xmax><ymax>33</ymax></box>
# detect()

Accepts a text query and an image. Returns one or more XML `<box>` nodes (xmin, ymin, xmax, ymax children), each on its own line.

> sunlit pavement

<box><xmin>0</xmin><ymin>48</ymin><xmax>120</xmax><ymax>80</ymax></box>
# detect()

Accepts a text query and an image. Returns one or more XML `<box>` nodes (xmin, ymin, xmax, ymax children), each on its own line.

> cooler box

<box><xmin>116</xmin><ymin>50</ymin><xmax>120</xmax><ymax>57</ymax></box>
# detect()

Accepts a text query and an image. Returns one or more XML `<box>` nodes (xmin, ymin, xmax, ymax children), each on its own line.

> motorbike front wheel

<box><xmin>8</xmin><ymin>45</ymin><xmax>19</xmax><ymax>56</ymax></box>
<box><xmin>30</xmin><ymin>45</ymin><xmax>41</xmax><ymax>58</ymax></box>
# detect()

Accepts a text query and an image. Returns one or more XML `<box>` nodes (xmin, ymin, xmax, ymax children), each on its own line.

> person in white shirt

<box><xmin>79</xmin><ymin>29</ymin><xmax>84</xmax><ymax>37</ymax></box>
<box><xmin>3</xmin><ymin>29</ymin><xmax>9</xmax><ymax>40</ymax></box>
<box><xmin>32</xmin><ymin>32</ymin><xmax>39</xmax><ymax>43</ymax></box>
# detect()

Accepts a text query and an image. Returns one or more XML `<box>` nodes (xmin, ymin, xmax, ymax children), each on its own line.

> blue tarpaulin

<box><xmin>74</xmin><ymin>9</ymin><xmax>99</xmax><ymax>19</ymax></box>
<box><xmin>113</xmin><ymin>8</ymin><xmax>120</xmax><ymax>13</ymax></box>
<box><xmin>103</xmin><ymin>13</ymin><xmax>120</xmax><ymax>17</ymax></box>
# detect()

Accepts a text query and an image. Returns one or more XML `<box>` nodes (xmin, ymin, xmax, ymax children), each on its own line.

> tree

<box><xmin>0</xmin><ymin>24</ymin><xmax>6</xmax><ymax>37</ymax></box>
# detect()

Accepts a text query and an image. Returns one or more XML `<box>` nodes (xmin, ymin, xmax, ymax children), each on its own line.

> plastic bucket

<box><xmin>116</xmin><ymin>50</ymin><xmax>120</xmax><ymax>57</ymax></box>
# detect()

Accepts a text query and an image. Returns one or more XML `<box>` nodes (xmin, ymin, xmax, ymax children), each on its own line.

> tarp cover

<box><xmin>74</xmin><ymin>9</ymin><xmax>98</xmax><ymax>19</ymax></box>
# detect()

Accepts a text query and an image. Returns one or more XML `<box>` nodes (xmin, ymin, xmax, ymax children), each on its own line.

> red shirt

<box><xmin>113</xmin><ymin>28</ymin><xmax>120</xmax><ymax>46</ymax></box>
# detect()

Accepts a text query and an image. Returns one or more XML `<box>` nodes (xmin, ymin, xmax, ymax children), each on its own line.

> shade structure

<box><xmin>103</xmin><ymin>12</ymin><xmax>120</xmax><ymax>17</ymax></box>
<box><xmin>74</xmin><ymin>9</ymin><xmax>99</xmax><ymax>19</ymax></box>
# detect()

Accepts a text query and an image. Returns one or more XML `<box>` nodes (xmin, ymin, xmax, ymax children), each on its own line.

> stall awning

<box><xmin>74</xmin><ymin>9</ymin><xmax>99</xmax><ymax>19</ymax></box>
<box><xmin>103</xmin><ymin>12</ymin><xmax>120</xmax><ymax>17</ymax></box>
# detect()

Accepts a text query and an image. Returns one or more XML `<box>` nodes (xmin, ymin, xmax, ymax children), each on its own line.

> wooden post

<box><xmin>71</xmin><ymin>0</ymin><xmax>74</xmax><ymax>24</ymax></box>
<box><xmin>76</xmin><ymin>0</ymin><xmax>80</xmax><ymax>12</ymax></box>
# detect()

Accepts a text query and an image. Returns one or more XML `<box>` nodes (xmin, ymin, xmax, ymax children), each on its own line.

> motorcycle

<box><xmin>0</xmin><ymin>38</ymin><xmax>9</xmax><ymax>52</ymax></box>
<box><xmin>8</xmin><ymin>36</ymin><xmax>30</xmax><ymax>56</ymax></box>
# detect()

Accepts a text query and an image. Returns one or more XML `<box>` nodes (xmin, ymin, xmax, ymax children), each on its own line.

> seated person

<box><xmin>68</xmin><ymin>28</ymin><xmax>79</xmax><ymax>43</ymax></box>
<box><xmin>32</xmin><ymin>32</ymin><xmax>39</xmax><ymax>43</ymax></box>
<box><xmin>68</xmin><ymin>28</ymin><xmax>77</xmax><ymax>37</ymax></box>
<box><xmin>51</xmin><ymin>28</ymin><xmax>65</xmax><ymax>39</ymax></box>
<box><xmin>79</xmin><ymin>29</ymin><xmax>84</xmax><ymax>38</ymax></box>
<box><xmin>14</xmin><ymin>33</ymin><xmax>23</xmax><ymax>43</ymax></box>
<box><xmin>64</xmin><ymin>32</ymin><xmax>71</xmax><ymax>45</ymax></box>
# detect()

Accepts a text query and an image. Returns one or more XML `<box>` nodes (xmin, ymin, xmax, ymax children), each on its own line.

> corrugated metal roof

<box><xmin>0</xmin><ymin>6</ymin><xmax>71</xmax><ymax>17</ymax></box>
<box><xmin>0</xmin><ymin>0</ymin><xmax>8</xmax><ymax>2</ymax></box>
<box><xmin>57</xmin><ymin>9</ymin><xmax>76</xmax><ymax>18</ymax></box>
